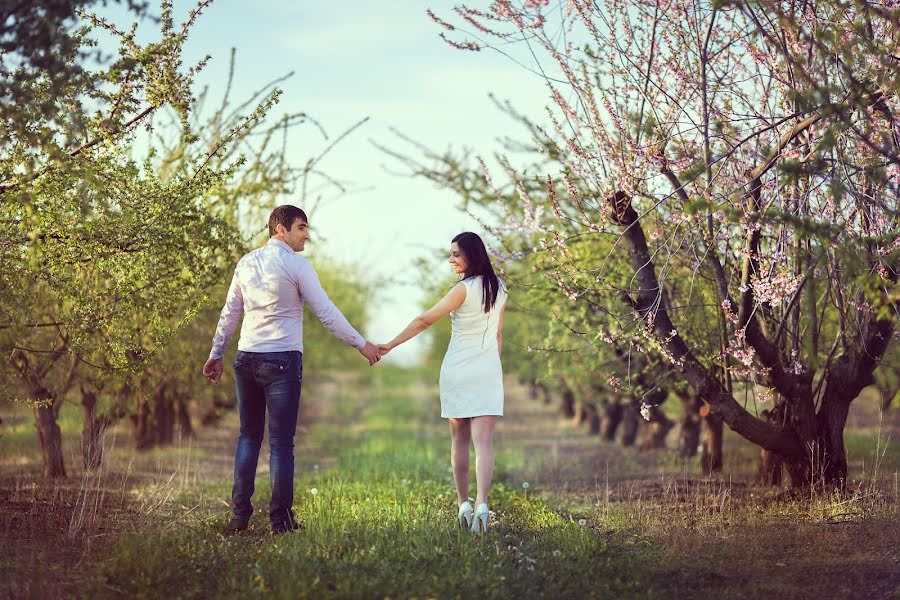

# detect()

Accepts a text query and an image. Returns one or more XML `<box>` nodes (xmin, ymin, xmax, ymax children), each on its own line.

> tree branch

<box><xmin>607</xmin><ymin>190</ymin><xmax>805</xmax><ymax>458</ymax></box>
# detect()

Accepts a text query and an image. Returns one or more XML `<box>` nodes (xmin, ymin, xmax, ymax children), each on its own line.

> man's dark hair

<box><xmin>268</xmin><ymin>205</ymin><xmax>308</xmax><ymax>237</ymax></box>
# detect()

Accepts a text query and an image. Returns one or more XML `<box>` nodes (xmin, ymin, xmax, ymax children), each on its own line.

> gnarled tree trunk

<box><xmin>700</xmin><ymin>412</ymin><xmax>723</xmax><ymax>474</ymax></box>
<box><xmin>620</xmin><ymin>402</ymin><xmax>640</xmax><ymax>447</ymax></box>
<box><xmin>156</xmin><ymin>384</ymin><xmax>175</xmax><ymax>446</ymax></box>
<box><xmin>600</xmin><ymin>400</ymin><xmax>623</xmax><ymax>441</ymax></box>
<box><xmin>758</xmin><ymin>407</ymin><xmax>784</xmax><ymax>485</ymax></box>
<box><xmin>608</xmin><ymin>190</ymin><xmax>897</xmax><ymax>488</ymax></box>
<box><xmin>678</xmin><ymin>392</ymin><xmax>702</xmax><ymax>458</ymax></box>
<box><xmin>176</xmin><ymin>396</ymin><xmax>194</xmax><ymax>440</ymax></box>
<box><xmin>130</xmin><ymin>379</ymin><xmax>176</xmax><ymax>450</ymax></box>
<box><xmin>80</xmin><ymin>387</ymin><xmax>106</xmax><ymax>471</ymax></box>
<box><xmin>34</xmin><ymin>398</ymin><xmax>66</xmax><ymax>478</ymax></box>
<box><xmin>640</xmin><ymin>406</ymin><xmax>675</xmax><ymax>450</ymax></box>
<box><xmin>582</xmin><ymin>402</ymin><xmax>600</xmax><ymax>435</ymax></box>
<box><xmin>560</xmin><ymin>388</ymin><xmax>575</xmax><ymax>418</ymax></box>
<box><xmin>12</xmin><ymin>349</ymin><xmax>73</xmax><ymax>478</ymax></box>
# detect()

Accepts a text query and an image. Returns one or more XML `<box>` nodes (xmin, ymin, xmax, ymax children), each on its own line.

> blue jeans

<box><xmin>231</xmin><ymin>350</ymin><xmax>302</xmax><ymax>528</ymax></box>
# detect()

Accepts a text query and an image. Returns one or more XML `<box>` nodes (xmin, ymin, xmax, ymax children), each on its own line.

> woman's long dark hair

<box><xmin>452</xmin><ymin>231</ymin><xmax>501</xmax><ymax>313</ymax></box>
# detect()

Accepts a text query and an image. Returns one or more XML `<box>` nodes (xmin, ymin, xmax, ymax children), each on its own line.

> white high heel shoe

<box><xmin>470</xmin><ymin>503</ymin><xmax>489</xmax><ymax>535</ymax></box>
<box><xmin>457</xmin><ymin>501</ymin><xmax>473</xmax><ymax>530</ymax></box>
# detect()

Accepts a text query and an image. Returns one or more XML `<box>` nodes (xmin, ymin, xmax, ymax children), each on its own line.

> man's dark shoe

<box><xmin>224</xmin><ymin>517</ymin><xmax>249</xmax><ymax>535</ymax></box>
<box><xmin>270</xmin><ymin>520</ymin><xmax>300</xmax><ymax>536</ymax></box>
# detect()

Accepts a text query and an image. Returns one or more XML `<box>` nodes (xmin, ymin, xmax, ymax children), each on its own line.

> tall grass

<box><xmin>83</xmin><ymin>367</ymin><xmax>665</xmax><ymax>599</ymax></box>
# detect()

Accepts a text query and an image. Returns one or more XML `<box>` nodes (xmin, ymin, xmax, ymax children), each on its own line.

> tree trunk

<box><xmin>815</xmin><ymin>392</ymin><xmax>852</xmax><ymax>488</ymax></box>
<box><xmin>607</xmin><ymin>189</ymin><xmax>897</xmax><ymax>488</ymax></box>
<box><xmin>640</xmin><ymin>406</ymin><xmax>675</xmax><ymax>450</ymax></box>
<box><xmin>583</xmin><ymin>402</ymin><xmax>600</xmax><ymax>435</ymax></box>
<box><xmin>528</xmin><ymin>379</ymin><xmax>539</xmax><ymax>401</ymax></box>
<box><xmin>620</xmin><ymin>402</ymin><xmax>640</xmax><ymax>447</ymax></box>
<box><xmin>700</xmin><ymin>413</ymin><xmax>723</xmax><ymax>474</ymax></box>
<box><xmin>600</xmin><ymin>401</ymin><xmax>623</xmax><ymax>441</ymax></box>
<box><xmin>757</xmin><ymin>408</ymin><xmax>784</xmax><ymax>485</ymax></box>
<box><xmin>80</xmin><ymin>387</ymin><xmax>106</xmax><ymax>471</ymax></box>
<box><xmin>878</xmin><ymin>385</ymin><xmax>897</xmax><ymax>412</ymax></box>
<box><xmin>176</xmin><ymin>396</ymin><xmax>194</xmax><ymax>439</ymax></box>
<box><xmin>679</xmin><ymin>394</ymin><xmax>702</xmax><ymax>458</ymax></box>
<box><xmin>155</xmin><ymin>383</ymin><xmax>175</xmax><ymax>446</ymax></box>
<box><xmin>540</xmin><ymin>384</ymin><xmax>551</xmax><ymax>405</ymax></box>
<box><xmin>560</xmin><ymin>388</ymin><xmax>575</xmax><ymax>418</ymax></box>
<box><xmin>200</xmin><ymin>395</ymin><xmax>235</xmax><ymax>426</ymax></box>
<box><xmin>34</xmin><ymin>400</ymin><xmax>66</xmax><ymax>478</ymax></box>
<box><xmin>575</xmin><ymin>402</ymin><xmax>587</xmax><ymax>425</ymax></box>
<box><xmin>130</xmin><ymin>396</ymin><xmax>154</xmax><ymax>450</ymax></box>
<box><xmin>759</xmin><ymin>447</ymin><xmax>783</xmax><ymax>486</ymax></box>
<box><xmin>130</xmin><ymin>380</ymin><xmax>176</xmax><ymax>449</ymax></box>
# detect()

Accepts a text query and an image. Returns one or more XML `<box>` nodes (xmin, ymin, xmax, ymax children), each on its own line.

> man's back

<box><xmin>234</xmin><ymin>241</ymin><xmax>307</xmax><ymax>353</ymax></box>
<box><xmin>209</xmin><ymin>238</ymin><xmax>365</xmax><ymax>360</ymax></box>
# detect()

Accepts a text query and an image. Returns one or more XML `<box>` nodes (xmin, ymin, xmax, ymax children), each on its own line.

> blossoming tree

<box><xmin>430</xmin><ymin>0</ymin><xmax>898</xmax><ymax>487</ymax></box>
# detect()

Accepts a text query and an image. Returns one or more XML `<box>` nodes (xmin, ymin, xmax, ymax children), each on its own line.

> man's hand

<box><xmin>358</xmin><ymin>341</ymin><xmax>383</xmax><ymax>366</ymax></box>
<box><xmin>203</xmin><ymin>358</ymin><xmax>224</xmax><ymax>383</ymax></box>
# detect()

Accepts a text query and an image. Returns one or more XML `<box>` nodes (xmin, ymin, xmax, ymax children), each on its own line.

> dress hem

<box><xmin>441</xmin><ymin>412</ymin><xmax>503</xmax><ymax>419</ymax></box>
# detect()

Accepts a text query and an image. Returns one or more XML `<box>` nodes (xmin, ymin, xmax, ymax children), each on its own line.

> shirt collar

<box><xmin>267</xmin><ymin>238</ymin><xmax>295</xmax><ymax>254</ymax></box>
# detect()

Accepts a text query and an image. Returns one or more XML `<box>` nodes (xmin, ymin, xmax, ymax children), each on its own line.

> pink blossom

<box><xmin>721</xmin><ymin>299</ymin><xmax>740</xmax><ymax>324</ymax></box>
<box><xmin>426</xmin><ymin>9</ymin><xmax>455</xmax><ymax>31</ymax></box>
<box><xmin>439</xmin><ymin>33</ymin><xmax>481</xmax><ymax>51</ymax></box>
<box><xmin>492</xmin><ymin>0</ymin><xmax>514</xmax><ymax>18</ymax></box>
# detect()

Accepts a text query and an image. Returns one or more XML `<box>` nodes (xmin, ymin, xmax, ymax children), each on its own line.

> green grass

<box><xmin>4</xmin><ymin>368</ymin><xmax>897</xmax><ymax>599</ymax></box>
<box><xmin>82</xmin><ymin>368</ymin><xmax>668</xmax><ymax>599</ymax></box>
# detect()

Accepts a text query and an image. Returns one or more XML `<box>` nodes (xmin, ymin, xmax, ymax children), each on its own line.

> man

<box><xmin>203</xmin><ymin>205</ymin><xmax>382</xmax><ymax>535</ymax></box>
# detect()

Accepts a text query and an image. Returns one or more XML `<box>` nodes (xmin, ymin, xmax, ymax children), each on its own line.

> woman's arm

<box><xmin>383</xmin><ymin>282</ymin><xmax>467</xmax><ymax>351</ymax></box>
<box><xmin>496</xmin><ymin>300</ymin><xmax>506</xmax><ymax>357</ymax></box>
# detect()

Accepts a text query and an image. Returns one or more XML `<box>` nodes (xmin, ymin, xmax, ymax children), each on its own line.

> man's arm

<box><xmin>204</xmin><ymin>269</ymin><xmax>244</xmax><ymax>383</ymax></box>
<box><xmin>295</xmin><ymin>259</ymin><xmax>380</xmax><ymax>364</ymax></box>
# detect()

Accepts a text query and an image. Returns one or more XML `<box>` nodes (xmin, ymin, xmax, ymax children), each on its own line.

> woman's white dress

<box><xmin>439</xmin><ymin>276</ymin><xmax>507</xmax><ymax>418</ymax></box>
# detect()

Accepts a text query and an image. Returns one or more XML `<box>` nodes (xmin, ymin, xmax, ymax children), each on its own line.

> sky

<box><xmin>108</xmin><ymin>1</ymin><xmax>552</xmax><ymax>364</ymax></box>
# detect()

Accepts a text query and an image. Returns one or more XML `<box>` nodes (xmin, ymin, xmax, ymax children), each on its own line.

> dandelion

<box><xmin>552</xmin><ymin>549</ymin><xmax>561</xmax><ymax>557</ymax></box>
<box><xmin>522</xmin><ymin>481</ymin><xmax>530</xmax><ymax>490</ymax></box>
<box><xmin>577</xmin><ymin>518</ymin><xmax>587</xmax><ymax>527</ymax></box>
<box><xmin>310</xmin><ymin>487</ymin><xmax>318</xmax><ymax>496</ymax></box>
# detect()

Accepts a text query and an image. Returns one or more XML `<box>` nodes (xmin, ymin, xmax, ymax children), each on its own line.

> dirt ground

<box><xmin>2</xmin><ymin>375</ymin><xmax>898</xmax><ymax>598</ymax></box>
<box><xmin>0</xmin><ymin>378</ymin><xmax>345</xmax><ymax>598</ymax></box>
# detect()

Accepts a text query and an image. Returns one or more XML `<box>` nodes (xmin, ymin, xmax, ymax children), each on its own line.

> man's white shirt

<box><xmin>208</xmin><ymin>238</ymin><xmax>366</xmax><ymax>360</ymax></box>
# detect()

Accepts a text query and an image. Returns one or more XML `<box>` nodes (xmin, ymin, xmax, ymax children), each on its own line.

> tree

<box><xmin>0</xmin><ymin>1</ymin><xmax>255</xmax><ymax>477</ymax></box>
<box><xmin>431</xmin><ymin>0</ymin><xmax>898</xmax><ymax>488</ymax></box>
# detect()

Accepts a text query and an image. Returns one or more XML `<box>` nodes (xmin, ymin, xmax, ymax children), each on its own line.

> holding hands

<box><xmin>358</xmin><ymin>341</ymin><xmax>391</xmax><ymax>366</ymax></box>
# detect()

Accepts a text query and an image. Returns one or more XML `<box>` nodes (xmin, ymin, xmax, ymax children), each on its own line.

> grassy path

<box><xmin>4</xmin><ymin>365</ymin><xmax>898</xmax><ymax>598</ymax></box>
<box><xmin>82</xmin><ymin>367</ymin><xmax>666</xmax><ymax>599</ymax></box>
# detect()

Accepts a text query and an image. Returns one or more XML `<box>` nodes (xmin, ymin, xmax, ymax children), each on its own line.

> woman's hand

<box><xmin>377</xmin><ymin>343</ymin><xmax>392</xmax><ymax>355</ymax></box>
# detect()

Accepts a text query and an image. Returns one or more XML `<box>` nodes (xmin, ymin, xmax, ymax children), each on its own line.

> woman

<box><xmin>380</xmin><ymin>232</ymin><xmax>507</xmax><ymax>534</ymax></box>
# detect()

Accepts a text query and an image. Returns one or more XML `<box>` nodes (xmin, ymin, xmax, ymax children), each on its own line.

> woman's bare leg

<box><xmin>449</xmin><ymin>418</ymin><xmax>472</xmax><ymax>505</ymax></box>
<box><xmin>471</xmin><ymin>416</ymin><xmax>498</xmax><ymax>506</ymax></box>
